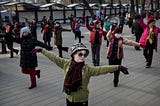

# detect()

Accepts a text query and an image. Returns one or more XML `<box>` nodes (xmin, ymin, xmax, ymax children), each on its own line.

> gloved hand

<box><xmin>118</xmin><ymin>65</ymin><xmax>129</xmax><ymax>75</ymax></box>
<box><xmin>31</xmin><ymin>48</ymin><xmax>42</xmax><ymax>55</ymax></box>
<box><xmin>139</xmin><ymin>43</ymin><xmax>145</xmax><ymax>48</ymax></box>
<box><xmin>53</xmin><ymin>45</ymin><xmax>57</xmax><ymax>51</ymax></box>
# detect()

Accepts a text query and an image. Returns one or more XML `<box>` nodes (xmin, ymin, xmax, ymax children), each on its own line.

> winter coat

<box><xmin>41</xmin><ymin>49</ymin><xmax>119</xmax><ymax>103</ymax></box>
<box><xmin>86</xmin><ymin>20</ymin><xmax>107</xmax><ymax>44</ymax></box>
<box><xmin>4</xmin><ymin>24</ymin><xmax>14</xmax><ymax>44</ymax></box>
<box><xmin>19</xmin><ymin>34</ymin><xmax>52</xmax><ymax>68</ymax></box>
<box><xmin>54</xmin><ymin>26</ymin><xmax>71</xmax><ymax>46</ymax></box>
<box><xmin>139</xmin><ymin>18</ymin><xmax>160</xmax><ymax>50</ymax></box>
<box><xmin>132</xmin><ymin>19</ymin><xmax>143</xmax><ymax>35</ymax></box>
<box><xmin>30</xmin><ymin>22</ymin><xmax>37</xmax><ymax>38</ymax></box>
<box><xmin>106</xmin><ymin>30</ymin><xmax>140</xmax><ymax>60</ymax></box>
<box><xmin>103</xmin><ymin>20</ymin><xmax>112</xmax><ymax>31</ymax></box>
<box><xmin>43</xmin><ymin>24</ymin><xmax>52</xmax><ymax>41</ymax></box>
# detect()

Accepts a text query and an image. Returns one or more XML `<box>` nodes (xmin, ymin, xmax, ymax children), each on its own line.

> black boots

<box><xmin>36</xmin><ymin>70</ymin><xmax>40</xmax><ymax>79</ymax></box>
<box><xmin>28</xmin><ymin>85</ymin><xmax>37</xmax><ymax>89</ymax></box>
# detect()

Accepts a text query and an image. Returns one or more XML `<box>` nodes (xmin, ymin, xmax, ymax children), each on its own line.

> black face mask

<box><xmin>22</xmin><ymin>34</ymin><xmax>30</xmax><ymax>39</ymax></box>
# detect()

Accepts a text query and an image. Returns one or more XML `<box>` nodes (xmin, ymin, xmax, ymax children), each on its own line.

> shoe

<box><xmin>81</xmin><ymin>35</ymin><xmax>85</xmax><ymax>38</ymax></box>
<box><xmin>145</xmin><ymin>65</ymin><xmax>151</xmax><ymax>68</ymax></box>
<box><xmin>36</xmin><ymin>70</ymin><xmax>40</xmax><ymax>79</ymax></box>
<box><xmin>28</xmin><ymin>85</ymin><xmax>37</xmax><ymax>89</ymax></box>
<box><xmin>15</xmin><ymin>50</ymin><xmax>19</xmax><ymax>55</ymax></box>
<box><xmin>66</xmin><ymin>47</ymin><xmax>69</xmax><ymax>52</ymax></box>
<box><xmin>114</xmin><ymin>83</ymin><xmax>118</xmax><ymax>87</ymax></box>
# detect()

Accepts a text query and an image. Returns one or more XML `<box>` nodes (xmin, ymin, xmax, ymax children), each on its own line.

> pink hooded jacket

<box><xmin>139</xmin><ymin>18</ymin><xmax>160</xmax><ymax>50</ymax></box>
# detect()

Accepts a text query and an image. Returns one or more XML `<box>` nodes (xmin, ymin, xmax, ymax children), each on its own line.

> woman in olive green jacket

<box><xmin>32</xmin><ymin>43</ymin><xmax>128</xmax><ymax>106</ymax></box>
<box><xmin>54</xmin><ymin>22</ymin><xmax>71</xmax><ymax>58</ymax></box>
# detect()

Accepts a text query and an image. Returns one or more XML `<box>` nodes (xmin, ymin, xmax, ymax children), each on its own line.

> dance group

<box><xmin>4</xmin><ymin>13</ymin><xmax>160</xmax><ymax>106</ymax></box>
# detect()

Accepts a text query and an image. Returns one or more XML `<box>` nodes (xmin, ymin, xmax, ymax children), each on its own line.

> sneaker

<box><xmin>36</xmin><ymin>70</ymin><xmax>40</xmax><ymax>78</ymax></box>
<box><xmin>113</xmin><ymin>81</ymin><xmax>118</xmax><ymax>87</ymax></box>
<box><xmin>114</xmin><ymin>83</ymin><xmax>118</xmax><ymax>87</ymax></box>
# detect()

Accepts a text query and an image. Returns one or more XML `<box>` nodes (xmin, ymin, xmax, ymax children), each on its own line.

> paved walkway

<box><xmin>0</xmin><ymin>22</ymin><xmax>160</xmax><ymax>106</ymax></box>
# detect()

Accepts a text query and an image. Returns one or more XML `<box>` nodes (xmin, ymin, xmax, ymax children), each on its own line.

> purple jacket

<box><xmin>139</xmin><ymin>18</ymin><xmax>160</xmax><ymax>50</ymax></box>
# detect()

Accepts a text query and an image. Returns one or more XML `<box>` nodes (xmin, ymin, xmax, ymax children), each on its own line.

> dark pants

<box><xmin>134</xmin><ymin>32</ymin><xmax>142</xmax><ymax>50</ymax></box>
<box><xmin>6</xmin><ymin>42</ymin><xmax>18</xmax><ymax>58</ymax></box>
<box><xmin>91</xmin><ymin>44</ymin><xmax>101</xmax><ymax>66</ymax></box>
<box><xmin>44</xmin><ymin>40</ymin><xmax>50</xmax><ymax>46</ymax></box>
<box><xmin>57</xmin><ymin>45</ymin><xmax>68</xmax><ymax>58</ymax></box>
<box><xmin>21</xmin><ymin>68</ymin><xmax>38</xmax><ymax>86</ymax></box>
<box><xmin>43</xmin><ymin>33</ymin><xmax>51</xmax><ymax>46</ymax></box>
<box><xmin>75</xmin><ymin>31</ymin><xmax>81</xmax><ymax>43</ymax></box>
<box><xmin>143</xmin><ymin>42</ymin><xmax>154</xmax><ymax>66</ymax></box>
<box><xmin>118</xmin><ymin>24</ymin><xmax>124</xmax><ymax>33</ymax></box>
<box><xmin>109</xmin><ymin>58</ymin><xmax>122</xmax><ymax>86</ymax></box>
<box><xmin>66</xmin><ymin>99</ymin><xmax>88</xmax><ymax>106</ymax></box>
<box><xmin>103</xmin><ymin>33</ymin><xmax>109</xmax><ymax>47</ymax></box>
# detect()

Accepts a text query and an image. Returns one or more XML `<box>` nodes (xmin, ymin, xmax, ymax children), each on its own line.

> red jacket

<box><xmin>44</xmin><ymin>24</ymin><xmax>49</xmax><ymax>34</ymax></box>
<box><xmin>86</xmin><ymin>20</ymin><xmax>107</xmax><ymax>44</ymax></box>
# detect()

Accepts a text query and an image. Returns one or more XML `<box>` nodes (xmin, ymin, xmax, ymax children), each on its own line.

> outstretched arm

<box><xmin>36</xmin><ymin>40</ymin><xmax>52</xmax><ymax>50</ymax></box>
<box><xmin>41</xmin><ymin>49</ymin><xmax>69</xmax><ymax>69</ymax></box>
<box><xmin>123</xmin><ymin>38</ymin><xmax>140</xmax><ymax>47</ymax></box>
<box><xmin>86</xmin><ymin>65</ymin><xmax>128</xmax><ymax>77</ymax></box>
<box><xmin>62</xmin><ymin>28</ymin><xmax>72</xmax><ymax>32</ymax></box>
<box><xmin>139</xmin><ymin>17</ymin><xmax>147</xmax><ymax>29</ymax></box>
<box><xmin>106</xmin><ymin>29</ymin><xmax>112</xmax><ymax>41</ymax></box>
<box><xmin>85</xmin><ymin>16</ymin><xmax>93</xmax><ymax>31</ymax></box>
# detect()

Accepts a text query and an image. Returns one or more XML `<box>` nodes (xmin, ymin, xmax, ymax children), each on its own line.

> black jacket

<box><xmin>132</xmin><ymin>19</ymin><xmax>143</xmax><ymax>35</ymax></box>
<box><xmin>19</xmin><ymin>34</ymin><xmax>52</xmax><ymax>68</ymax></box>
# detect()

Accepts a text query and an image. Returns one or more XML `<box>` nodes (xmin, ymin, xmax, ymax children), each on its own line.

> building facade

<box><xmin>0</xmin><ymin>0</ymin><xmax>137</xmax><ymax>4</ymax></box>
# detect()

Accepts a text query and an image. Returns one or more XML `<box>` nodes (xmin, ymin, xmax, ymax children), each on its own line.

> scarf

<box><xmin>54</xmin><ymin>26</ymin><xmax>61</xmax><ymax>35</ymax></box>
<box><xmin>63</xmin><ymin>59</ymin><xmax>84</xmax><ymax>95</ymax></box>
<box><xmin>107</xmin><ymin>35</ymin><xmax>123</xmax><ymax>59</ymax></box>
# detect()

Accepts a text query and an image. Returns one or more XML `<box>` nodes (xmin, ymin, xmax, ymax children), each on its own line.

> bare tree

<box><xmin>135</xmin><ymin>0</ymin><xmax>139</xmax><ymax>13</ymax></box>
<box><xmin>130</xmin><ymin>0</ymin><xmax>135</xmax><ymax>18</ymax></box>
<box><xmin>141</xmin><ymin>0</ymin><xmax>146</xmax><ymax>17</ymax></box>
<box><xmin>150</xmin><ymin>0</ymin><xmax>153</xmax><ymax>11</ymax></box>
<box><xmin>98</xmin><ymin>0</ymin><xmax>102</xmax><ymax>5</ymax></box>
<box><xmin>81</xmin><ymin>0</ymin><xmax>95</xmax><ymax>18</ymax></box>
<box><xmin>45</xmin><ymin>0</ymin><xmax>53</xmax><ymax>19</ymax></box>
<box><xmin>156</xmin><ymin>0</ymin><xmax>159</xmax><ymax>9</ymax></box>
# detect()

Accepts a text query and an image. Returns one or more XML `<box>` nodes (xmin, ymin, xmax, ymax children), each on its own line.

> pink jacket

<box><xmin>139</xmin><ymin>18</ymin><xmax>160</xmax><ymax>50</ymax></box>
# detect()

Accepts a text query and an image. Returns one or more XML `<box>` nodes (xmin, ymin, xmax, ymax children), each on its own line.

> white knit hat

<box><xmin>20</xmin><ymin>27</ymin><xmax>31</xmax><ymax>37</ymax></box>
